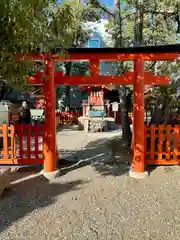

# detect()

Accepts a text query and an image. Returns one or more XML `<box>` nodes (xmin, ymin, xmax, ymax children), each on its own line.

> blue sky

<box><xmin>57</xmin><ymin>0</ymin><xmax>124</xmax><ymax>11</ymax></box>
<box><xmin>99</xmin><ymin>0</ymin><xmax>114</xmax><ymax>9</ymax></box>
<box><xmin>57</xmin><ymin>0</ymin><xmax>115</xmax><ymax>9</ymax></box>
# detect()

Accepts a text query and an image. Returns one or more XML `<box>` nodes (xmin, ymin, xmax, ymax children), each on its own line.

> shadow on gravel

<box><xmin>57</xmin><ymin>137</ymin><xmax>129</xmax><ymax>178</ymax></box>
<box><xmin>9</xmin><ymin>165</ymin><xmax>43</xmax><ymax>183</ymax></box>
<box><xmin>0</xmin><ymin>175</ymin><xmax>88</xmax><ymax>234</ymax></box>
<box><xmin>8</xmin><ymin>135</ymin><xmax>129</xmax><ymax>189</ymax></box>
<box><xmin>146</xmin><ymin>165</ymin><xmax>157</xmax><ymax>175</ymax></box>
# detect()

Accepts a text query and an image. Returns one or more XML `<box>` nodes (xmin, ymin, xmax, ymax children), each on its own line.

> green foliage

<box><xmin>50</xmin><ymin>0</ymin><xmax>100</xmax><ymax>48</ymax></box>
<box><xmin>51</xmin><ymin>1</ymin><xmax>100</xmax><ymax>109</ymax></box>
<box><xmin>101</xmin><ymin>0</ymin><xmax>180</xmax><ymax>86</ymax></box>
<box><xmin>72</xmin><ymin>62</ymin><xmax>89</xmax><ymax>76</ymax></box>
<box><xmin>91</xmin><ymin>0</ymin><xmax>180</xmax><ymax>140</ymax></box>
<box><xmin>0</xmin><ymin>1</ymin><xmax>53</xmax><ymax>88</ymax></box>
<box><xmin>0</xmin><ymin>0</ymin><xmax>100</xmax><ymax>91</ymax></box>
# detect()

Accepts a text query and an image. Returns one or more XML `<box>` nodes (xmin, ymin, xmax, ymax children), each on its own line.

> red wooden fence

<box><xmin>0</xmin><ymin>123</ymin><xmax>45</xmax><ymax>165</ymax></box>
<box><xmin>56</xmin><ymin>111</ymin><xmax>81</xmax><ymax>125</ymax></box>
<box><xmin>109</xmin><ymin>111</ymin><xmax>133</xmax><ymax>124</ymax></box>
<box><xmin>0</xmin><ymin>123</ymin><xmax>180</xmax><ymax>167</ymax></box>
<box><xmin>145</xmin><ymin>125</ymin><xmax>180</xmax><ymax>165</ymax></box>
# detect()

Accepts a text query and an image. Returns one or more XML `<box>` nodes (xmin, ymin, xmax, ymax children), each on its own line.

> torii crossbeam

<box><xmin>27</xmin><ymin>71</ymin><xmax>170</xmax><ymax>85</ymax></box>
<box><xmin>16</xmin><ymin>44</ymin><xmax>180</xmax><ymax>179</ymax></box>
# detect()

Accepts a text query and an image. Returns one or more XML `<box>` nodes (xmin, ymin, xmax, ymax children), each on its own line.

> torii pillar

<box><xmin>42</xmin><ymin>59</ymin><xmax>58</xmax><ymax>177</ymax></box>
<box><xmin>129</xmin><ymin>59</ymin><xmax>148</xmax><ymax>179</ymax></box>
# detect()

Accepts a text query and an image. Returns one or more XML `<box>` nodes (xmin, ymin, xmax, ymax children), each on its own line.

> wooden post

<box><xmin>132</xmin><ymin>59</ymin><xmax>145</xmax><ymax>173</ymax></box>
<box><xmin>43</xmin><ymin>59</ymin><xmax>56</xmax><ymax>173</ymax></box>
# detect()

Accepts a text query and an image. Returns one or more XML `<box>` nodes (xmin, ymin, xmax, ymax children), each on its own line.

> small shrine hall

<box><xmin>80</xmin><ymin>84</ymin><xmax>119</xmax><ymax>117</ymax></box>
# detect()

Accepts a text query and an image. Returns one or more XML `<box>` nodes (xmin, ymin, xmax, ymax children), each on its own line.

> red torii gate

<box><xmin>17</xmin><ymin>45</ymin><xmax>179</xmax><ymax>179</ymax></box>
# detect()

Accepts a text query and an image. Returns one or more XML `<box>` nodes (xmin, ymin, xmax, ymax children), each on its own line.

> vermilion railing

<box><xmin>56</xmin><ymin>111</ymin><xmax>81</xmax><ymax>125</ymax></box>
<box><xmin>1</xmin><ymin>122</ymin><xmax>180</xmax><ymax>166</ymax></box>
<box><xmin>0</xmin><ymin>123</ymin><xmax>45</xmax><ymax>165</ymax></box>
<box><xmin>145</xmin><ymin>125</ymin><xmax>180</xmax><ymax>165</ymax></box>
<box><xmin>109</xmin><ymin>111</ymin><xmax>133</xmax><ymax>124</ymax></box>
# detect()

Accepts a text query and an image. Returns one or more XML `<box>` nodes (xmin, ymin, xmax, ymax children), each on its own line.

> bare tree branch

<box><xmin>89</xmin><ymin>0</ymin><xmax>180</xmax><ymax>34</ymax></box>
<box><xmin>149</xmin><ymin>61</ymin><xmax>156</xmax><ymax>70</ymax></box>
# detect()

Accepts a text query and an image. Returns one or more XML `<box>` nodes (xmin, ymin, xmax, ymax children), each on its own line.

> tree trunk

<box><xmin>114</xmin><ymin>0</ymin><xmax>132</xmax><ymax>144</ymax></box>
<box><xmin>134</xmin><ymin>0</ymin><xmax>144</xmax><ymax>46</ymax></box>
<box><xmin>0</xmin><ymin>81</ymin><xmax>6</xmax><ymax>100</ymax></box>
<box><xmin>64</xmin><ymin>62</ymin><xmax>72</xmax><ymax>111</ymax></box>
<box><xmin>117</xmin><ymin>86</ymin><xmax>132</xmax><ymax>144</ymax></box>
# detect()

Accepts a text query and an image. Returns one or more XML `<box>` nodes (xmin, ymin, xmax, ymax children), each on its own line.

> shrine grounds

<box><xmin>0</xmin><ymin>125</ymin><xmax>180</xmax><ymax>240</ymax></box>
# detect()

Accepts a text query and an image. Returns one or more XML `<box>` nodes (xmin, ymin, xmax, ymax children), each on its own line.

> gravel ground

<box><xmin>56</xmin><ymin>125</ymin><xmax>123</xmax><ymax>162</ymax></box>
<box><xmin>0</xmin><ymin>125</ymin><xmax>180</xmax><ymax>240</ymax></box>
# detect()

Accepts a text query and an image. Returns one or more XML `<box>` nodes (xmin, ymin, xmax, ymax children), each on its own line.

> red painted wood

<box><xmin>132</xmin><ymin>59</ymin><xmax>145</xmax><ymax>173</ymax></box>
<box><xmin>27</xmin><ymin>72</ymin><xmax>170</xmax><ymax>86</ymax></box>
<box><xmin>17</xmin><ymin>52</ymin><xmax>178</xmax><ymax>61</ymax></box>
<box><xmin>174</xmin><ymin>125</ymin><xmax>179</xmax><ymax>160</ymax></box>
<box><xmin>18</xmin><ymin>124</ymin><xmax>23</xmax><ymax>159</ymax></box>
<box><xmin>109</xmin><ymin>111</ymin><xmax>133</xmax><ymax>124</ymax></box>
<box><xmin>0</xmin><ymin>158</ymin><xmax>43</xmax><ymax>165</ymax></box>
<box><xmin>144</xmin><ymin>125</ymin><xmax>180</xmax><ymax>165</ymax></box>
<box><xmin>26</xmin><ymin>124</ymin><xmax>31</xmax><ymax>159</ymax></box>
<box><xmin>2</xmin><ymin>122</ymin><xmax>45</xmax><ymax>165</ymax></box>
<box><xmin>34</xmin><ymin>123</ymin><xmax>39</xmax><ymax>160</ymax></box>
<box><xmin>2</xmin><ymin>124</ymin><xmax>8</xmax><ymax>160</ymax></box>
<box><xmin>90</xmin><ymin>59</ymin><xmax>99</xmax><ymax>76</ymax></box>
<box><xmin>56</xmin><ymin>111</ymin><xmax>80</xmax><ymax>124</ymax></box>
<box><xmin>43</xmin><ymin>59</ymin><xmax>57</xmax><ymax>172</ymax></box>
